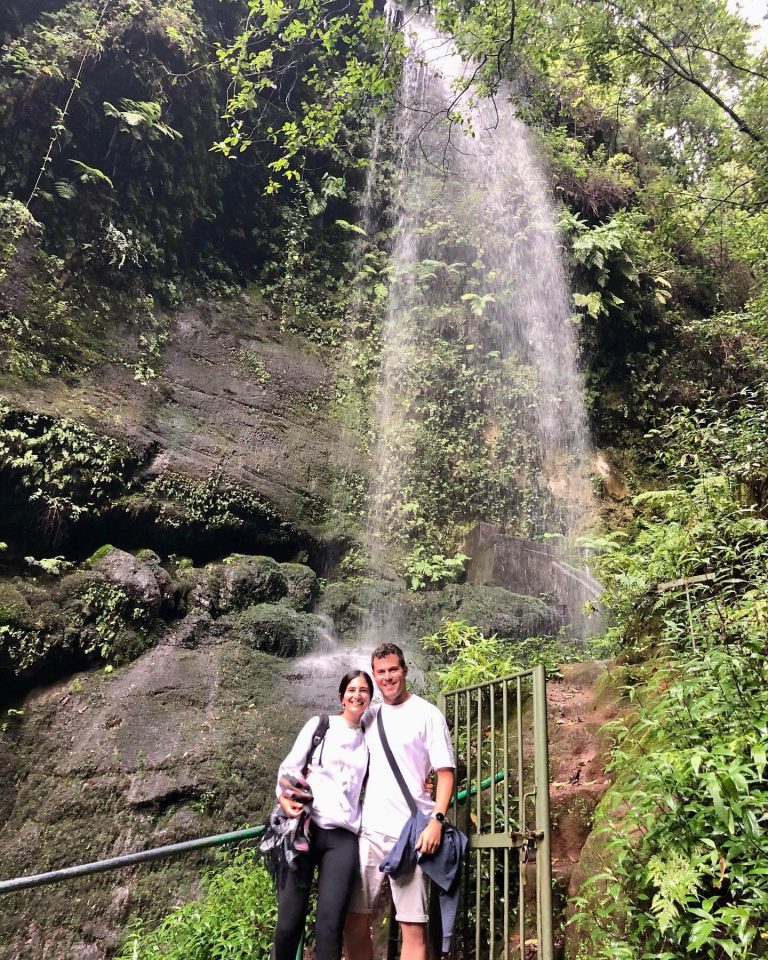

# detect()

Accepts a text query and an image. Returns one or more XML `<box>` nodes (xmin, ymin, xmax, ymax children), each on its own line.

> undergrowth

<box><xmin>116</xmin><ymin>849</ymin><xmax>278</xmax><ymax>960</ymax></box>
<box><xmin>571</xmin><ymin>390</ymin><xmax>768</xmax><ymax>959</ymax></box>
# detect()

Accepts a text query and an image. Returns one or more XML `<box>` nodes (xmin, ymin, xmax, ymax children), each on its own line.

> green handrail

<box><xmin>456</xmin><ymin>769</ymin><xmax>505</xmax><ymax>803</ymax></box>
<box><xmin>0</xmin><ymin>825</ymin><xmax>265</xmax><ymax>894</ymax></box>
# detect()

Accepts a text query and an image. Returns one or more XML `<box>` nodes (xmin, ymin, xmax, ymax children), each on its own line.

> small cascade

<box><xmin>361</xmin><ymin>10</ymin><xmax>597</xmax><ymax>644</ymax></box>
<box><xmin>326</xmin><ymin>119</ymin><xmax>388</xmax><ymax>539</ymax></box>
<box><xmin>289</xmin><ymin>617</ymin><xmax>376</xmax><ymax>715</ymax></box>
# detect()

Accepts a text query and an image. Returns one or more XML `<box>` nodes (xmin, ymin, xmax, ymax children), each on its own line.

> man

<box><xmin>345</xmin><ymin>642</ymin><xmax>455</xmax><ymax>960</ymax></box>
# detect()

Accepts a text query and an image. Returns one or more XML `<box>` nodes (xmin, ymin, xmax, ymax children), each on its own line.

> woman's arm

<box><xmin>275</xmin><ymin>717</ymin><xmax>317</xmax><ymax>814</ymax></box>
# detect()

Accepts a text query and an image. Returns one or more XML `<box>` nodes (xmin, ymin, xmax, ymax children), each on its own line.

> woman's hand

<box><xmin>278</xmin><ymin>792</ymin><xmax>305</xmax><ymax>819</ymax></box>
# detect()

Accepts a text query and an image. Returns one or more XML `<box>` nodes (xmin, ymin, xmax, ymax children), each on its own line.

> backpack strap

<box><xmin>303</xmin><ymin>714</ymin><xmax>329</xmax><ymax>774</ymax></box>
<box><xmin>377</xmin><ymin>707</ymin><xmax>418</xmax><ymax>816</ymax></box>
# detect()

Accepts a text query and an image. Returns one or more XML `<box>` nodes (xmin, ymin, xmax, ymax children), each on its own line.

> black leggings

<box><xmin>273</xmin><ymin>826</ymin><xmax>359</xmax><ymax>960</ymax></box>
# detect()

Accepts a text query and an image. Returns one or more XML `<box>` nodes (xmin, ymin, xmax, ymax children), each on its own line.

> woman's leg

<box><xmin>273</xmin><ymin>853</ymin><xmax>314</xmax><ymax>960</ymax></box>
<box><xmin>313</xmin><ymin>828</ymin><xmax>359</xmax><ymax>960</ymax></box>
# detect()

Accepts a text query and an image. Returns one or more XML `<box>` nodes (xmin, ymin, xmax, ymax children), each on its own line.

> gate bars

<box><xmin>438</xmin><ymin>663</ymin><xmax>553</xmax><ymax>960</ymax></box>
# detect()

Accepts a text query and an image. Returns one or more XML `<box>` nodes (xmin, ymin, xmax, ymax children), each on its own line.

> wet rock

<box><xmin>164</xmin><ymin>609</ymin><xmax>216</xmax><ymax>648</ymax></box>
<box><xmin>0</xmin><ymin>638</ymin><xmax>299</xmax><ymax>959</ymax></box>
<box><xmin>462</xmin><ymin>524</ymin><xmax>604</xmax><ymax>638</ymax></box>
<box><xmin>218</xmin><ymin>555</ymin><xmax>288</xmax><ymax>611</ymax></box>
<box><xmin>126</xmin><ymin>769</ymin><xmax>201</xmax><ymax>808</ymax></box>
<box><xmin>150</xmin><ymin>806</ymin><xmax>205</xmax><ymax>845</ymax></box>
<box><xmin>315</xmin><ymin>578</ymin><xmax>559</xmax><ymax>644</ymax></box>
<box><xmin>187</xmin><ymin>555</ymin><xmax>288</xmax><ymax>616</ymax></box>
<box><xmin>407</xmin><ymin>583</ymin><xmax>560</xmax><ymax>641</ymax></box>
<box><xmin>90</xmin><ymin>547</ymin><xmax>163</xmax><ymax>614</ymax></box>
<box><xmin>279</xmin><ymin>562</ymin><xmax>319</xmax><ymax>611</ymax></box>
<box><xmin>593</xmin><ymin>449</ymin><xmax>631</xmax><ymax>500</ymax></box>
<box><xmin>223</xmin><ymin>602</ymin><xmax>322</xmax><ymax>657</ymax></box>
<box><xmin>315</xmin><ymin>579</ymin><xmax>407</xmax><ymax>638</ymax></box>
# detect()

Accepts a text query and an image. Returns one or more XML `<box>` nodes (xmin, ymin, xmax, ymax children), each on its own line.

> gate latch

<box><xmin>510</xmin><ymin>830</ymin><xmax>544</xmax><ymax>862</ymax></box>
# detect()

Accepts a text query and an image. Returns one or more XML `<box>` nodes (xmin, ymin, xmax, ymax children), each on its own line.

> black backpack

<box><xmin>302</xmin><ymin>714</ymin><xmax>330</xmax><ymax>774</ymax></box>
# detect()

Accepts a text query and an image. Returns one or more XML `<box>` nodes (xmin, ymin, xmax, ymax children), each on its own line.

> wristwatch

<box><xmin>431</xmin><ymin>811</ymin><xmax>446</xmax><ymax>823</ymax></box>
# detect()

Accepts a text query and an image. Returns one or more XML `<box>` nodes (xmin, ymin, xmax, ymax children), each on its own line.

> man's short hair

<box><xmin>371</xmin><ymin>642</ymin><xmax>406</xmax><ymax>669</ymax></box>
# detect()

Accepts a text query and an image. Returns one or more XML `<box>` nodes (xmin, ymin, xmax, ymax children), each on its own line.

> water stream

<box><xmin>361</xmin><ymin>11</ymin><xmax>595</xmax><ymax>643</ymax></box>
<box><xmin>298</xmin><ymin>10</ymin><xmax>597</xmax><ymax>689</ymax></box>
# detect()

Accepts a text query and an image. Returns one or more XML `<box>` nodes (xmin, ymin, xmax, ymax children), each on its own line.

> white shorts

<box><xmin>348</xmin><ymin>829</ymin><xmax>429</xmax><ymax>924</ymax></box>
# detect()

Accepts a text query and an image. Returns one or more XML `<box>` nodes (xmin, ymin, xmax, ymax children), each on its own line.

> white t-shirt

<box><xmin>361</xmin><ymin>695</ymin><xmax>455</xmax><ymax>838</ymax></box>
<box><xmin>277</xmin><ymin>714</ymin><xmax>369</xmax><ymax>832</ymax></box>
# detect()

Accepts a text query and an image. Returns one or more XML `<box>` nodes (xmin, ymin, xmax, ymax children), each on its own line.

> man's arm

<box><xmin>415</xmin><ymin>766</ymin><xmax>455</xmax><ymax>855</ymax></box>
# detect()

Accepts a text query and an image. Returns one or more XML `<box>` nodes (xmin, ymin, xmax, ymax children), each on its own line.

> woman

<box><xmin>271</xmin><ymin>669</ymin><xmax>373</xmax><ymax>960</ymax></box>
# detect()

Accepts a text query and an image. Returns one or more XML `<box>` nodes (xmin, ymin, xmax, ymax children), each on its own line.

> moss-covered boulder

<box><xmin>0</xmin><ymin>581</ymin><xmax>33</xmax><ymax>628</ymax></box>
<box><xmin>279</xmin><ymin>562</ymin><xmax>319</xmax><ymax>611</ymax></box>
<box><xmin>315</xmin><ymin>579</ymin><xmax>409</xmax><ymax>638</ymax></box>
<box><xmin>89</xmin><ymin>547</ymin><xmax>167</xmax><ymax>615</ymax></box>
<box><xmin>223</xmin><ymin>602</ymin><xmax>322</xmax><ymax>657</ymax></box>
<box><xmin>188</xmin><ymin>555</ymin><xmax>289</xmax><ymax>616</ymax></box>
<box><xmin>315</xmin><ymin>579</ymin><xmax>560</xmax><ymax>645</ymax></box>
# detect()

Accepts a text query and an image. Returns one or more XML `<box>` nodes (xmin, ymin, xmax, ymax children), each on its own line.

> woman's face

<box><xmin>340</xmin><ymin>676</ymin><xmax>372</xmax><ymax>724</ymax></box>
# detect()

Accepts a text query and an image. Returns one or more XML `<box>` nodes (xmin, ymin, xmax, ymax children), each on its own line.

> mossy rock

<box><xmin>316</xmin><ymin>579</ymin><xmax>407</xmax><ymax>637</ymax></box>
<box><xmin>191</xmin><ymin>555</ymin><xmax>289</xmax><ymax>615</ymax></box>
<box><xmin>86</xmin><ymin>544</ymin><xmax>116</xmax><ymax>565</ymax></box>
<box><xmin>279</xmin><ymin>562</ymin><xmax>319</xmax><ymax>611</ymax></box>
<box><xmin>223</xmin><ymin>603</ymin><xmax>321</xmax><ymax>657</ymax></box>
<box><xmin>0</xmin><ymin>582</ymin><xmax>33</xmax><ymax>628</ymax></box>
<box><xmin>315</xmin><ymin>581</ymin><xmax>361</xmax><ymax>633</ymax></box>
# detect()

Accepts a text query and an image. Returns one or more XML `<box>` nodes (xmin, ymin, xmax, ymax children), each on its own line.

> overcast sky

<box><xmin>731</xmin><ymin>0</ymin><xmax>768</xmax><ymax>47</ymax></box>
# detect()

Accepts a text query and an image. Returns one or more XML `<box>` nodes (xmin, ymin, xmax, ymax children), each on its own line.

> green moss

<box><xmin>278</xmin><ymin>562</ymin><xmax>319</xmax><ymax>611</ymax></box>
<box><xmin>236</xmin><ymin>348</ymin><xmax>270</xmax><ymax>383</ymax></box>
<box><xmin>86</xmin><ymin>544</ymin><xmax>116</xmax><ymax>565</ymax></box>
<box><xmin>0</xmin><ymin>582</ymin><xmax>33</xmax><ymax>627</ymax></box>
<box><xmin>223</xmin><ymin>603</ymin><xmax>320</xmax><ymax>657</ymax></box>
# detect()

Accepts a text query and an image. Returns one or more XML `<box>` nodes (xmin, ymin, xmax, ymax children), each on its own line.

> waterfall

<box><xmin>361</xmin><ymin>10</ymin><xmax>596</xmax><ymax>645</ymax></box>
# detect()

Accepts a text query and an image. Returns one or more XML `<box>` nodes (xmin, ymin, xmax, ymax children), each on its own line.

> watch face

<box><xmin>432</xmin><ymin>812</ymin><xmax>445</xmax><ymax>822</ymax></box>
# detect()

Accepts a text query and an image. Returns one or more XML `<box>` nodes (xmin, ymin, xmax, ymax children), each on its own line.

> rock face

<box><xmin>1</xmin><ymin>293</ymin><xmax>358</xmax><ymax>559</ymax></box>
<box><xmin>316</xmin><ymin>578</ymin><xmax>561</xmax><ymax>643</ymax></box>
<box><xmin>0</xmin><ymin>631</ymin><xmax>300</xmax><ymax>960</ymax></box>
<box><xmin>462</xmin><ymin>523</ymin><xmax>605</xmax><ymax>638</ymax></box>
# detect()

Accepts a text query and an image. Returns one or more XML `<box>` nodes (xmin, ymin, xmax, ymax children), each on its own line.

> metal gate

<box><xmin>438</xmin><ymin>663</ymin><xmax>553</xmax><ymax>960</ymax></box>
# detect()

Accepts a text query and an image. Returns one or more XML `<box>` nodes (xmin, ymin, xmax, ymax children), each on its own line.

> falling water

<box><xmin>362</xmin><ymin>11</ymin><xmax>595</xmax><ymax>644</ymax></box>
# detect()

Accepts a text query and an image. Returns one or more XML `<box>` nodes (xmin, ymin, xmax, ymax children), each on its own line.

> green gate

<box><xmin>439</xmin><ymin>663</ymin><xmax>553</xmax><ymax>960</ymax></box>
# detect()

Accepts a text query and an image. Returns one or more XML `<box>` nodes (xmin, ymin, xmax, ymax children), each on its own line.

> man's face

<box><xmin>372</xmin><ymin>653</ymin><xmax>409</xmax><ymax>705</ymax></box>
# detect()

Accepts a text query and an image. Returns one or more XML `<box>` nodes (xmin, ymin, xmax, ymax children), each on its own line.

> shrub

<box><xmin>116</xmin><ymin>850</ymin><xmax>278</xmax><ymax>960</ymax></box>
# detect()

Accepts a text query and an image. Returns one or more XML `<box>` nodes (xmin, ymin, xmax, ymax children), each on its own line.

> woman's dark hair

<box><xmin>338</xmin><ymin>669</ymin><xmax>373</xmax><ymax>699</ymax></box>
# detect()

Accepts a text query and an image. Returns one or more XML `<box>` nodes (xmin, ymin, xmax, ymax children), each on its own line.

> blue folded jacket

<box><xmin>380</xmin><ymin>812</ymin><xmax>468</xmax><ymax>953</ymax></box>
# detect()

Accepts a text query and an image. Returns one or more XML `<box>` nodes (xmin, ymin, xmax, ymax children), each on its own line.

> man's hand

<box><xmin>278</xmin><ymin>793</ymin><xmax>304</xmax><ymax>818</ymax></box>
<box><xmin>415</xmin><ymin>818</ymin><xmax>443</xmax><ymax>856</ymax></box>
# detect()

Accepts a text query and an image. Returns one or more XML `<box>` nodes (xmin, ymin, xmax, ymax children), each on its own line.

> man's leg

<box><xmin>390</xmin><ymin>858</ymin><xmax>430</xmax><ymax>960</ymax></box>
<box><xmin>344</xmin><ymin>911</ymin><xmax>374</xmax><ymax>960</ymax></box>
<box><xmin>399</xmin><ymin>922</ymin><xmax>427</xmax><ymax>960</ymax></box>
<box><xmin>344</xmin><ymin>831</ymin><xmax>385</xmax><ymax>960</ymax></box>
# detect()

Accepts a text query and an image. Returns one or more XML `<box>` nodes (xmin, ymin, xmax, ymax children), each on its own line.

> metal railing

<box><xmin>0</xmin><ymin>825</ymin><xmax>266</xmax><ymax>895</ymax></box>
